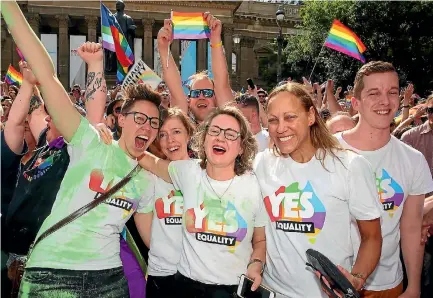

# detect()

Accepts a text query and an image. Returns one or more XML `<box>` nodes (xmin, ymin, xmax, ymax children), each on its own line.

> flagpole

<box><xmin>308</xmin><ymin>41</ymin><xmax>326</xmax><ymax>82</ymax></box>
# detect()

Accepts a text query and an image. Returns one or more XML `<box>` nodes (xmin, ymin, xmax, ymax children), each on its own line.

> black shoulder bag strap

<box><xmin>26</xmin><ymin>164</ymin><xmax>141</xmax><ymax>260</ymax></box>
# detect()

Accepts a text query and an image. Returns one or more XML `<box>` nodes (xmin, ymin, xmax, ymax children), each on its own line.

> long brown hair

<box><xmin>268</xmin><ymin>82</ymin><xmax>344</xmax><ymax>168</ymax></box>
<box><xmin>191</xmin><ymin>105</ymin><xmax>257</xmax><ymax>176</ymax></box>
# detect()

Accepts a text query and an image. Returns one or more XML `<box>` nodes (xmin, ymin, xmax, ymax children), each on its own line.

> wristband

<box><xmin>402</xmin><ymin>105</ymin><xmax>410</xmax><ymax>108</ymax></box>
<box><xmin>210</xmin><ymin>41</ymin><xmax>223</xmax><ymax>48</ymax></box>
<box><xmin>351</xmin><ymin>273</ymin><xmax>366</xmax><ymax>291</ymax></box>
<box><xmin>247</xmin><ymin>258</ymin><xmax>265</xmax><ymax>274</ymax></box>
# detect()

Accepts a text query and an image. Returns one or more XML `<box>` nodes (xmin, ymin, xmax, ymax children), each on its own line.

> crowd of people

<box><xmin>1</xmin><ymin>1</ymin><xmax>433</xmax><ymax>298</ymax></box>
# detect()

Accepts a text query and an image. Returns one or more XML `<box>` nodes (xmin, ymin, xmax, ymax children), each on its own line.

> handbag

<box><xmin>305</xmin><ymin>249</ymin><xmax>360</xmax><ymax>298</ymax></box>
<box><xmin>9</xmin><ymin>164</ymin><xmax>141</xmax><ymax>298</ymax></box>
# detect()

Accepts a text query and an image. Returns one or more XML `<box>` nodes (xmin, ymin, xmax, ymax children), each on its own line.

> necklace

<box><xmin>205</xmin><ymin>173</ymin><xmax>235</xmax><ymax>201</ymax></box>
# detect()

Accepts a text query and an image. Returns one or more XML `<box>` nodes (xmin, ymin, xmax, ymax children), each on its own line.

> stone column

<box><xmin>85</xmin><ymin>16</ymin><xmax>98</xmax><ymax>42</ymax></box>
<box><xmin>171</xmin><ymin>40</ymin><xmax>180</xmax><ymax>67</ymax></box>
<box><xmin>197</xmin><ymin>39</ymin><xmax>207</xmax><ymax>72</ymax></box>
<box><xmin>239</xmin><ymin>36</ymin><xmax>255</xmax><ymax>89</ymax></box>
<box><xmin>142</xmin><ymin>18</ymin><xmax>154</xmax><ymax>67</ymax></box>
<box><xmin>223</xmin><ymin>24</ymin><xmax>234</xmax><ymax>74</ymax></box>
<box><xmin>57</xmin><ymin>15</ymin><xmax>69</xmax><ymax>88</ymax></box>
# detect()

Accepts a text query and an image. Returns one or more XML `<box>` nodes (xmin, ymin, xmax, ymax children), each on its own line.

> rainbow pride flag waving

<box><xmin>171</xmin><ymin>11</ymin><xmax>210</xmax><ymax>40</ymax></box>
<box><xmin>100</xmin><ymin>3</ymin><xmax>134</xmax><ymax>82</ymax></box>
<box><xmin>325</xmin><ymin>20</ymin><xmax>366</xmax><ymax>63</ymax></box>
<box><xmin>5</xmin><ymin>65</ymin><xmax>23</xmax><ymax>85</ymax></box>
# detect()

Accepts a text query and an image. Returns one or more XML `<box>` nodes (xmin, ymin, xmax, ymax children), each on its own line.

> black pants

<box><xmin>175</xmin><ymin>272</ymin><xmax>238</xmax><ymax>298</ymax></box>
<box><xmin>147</xmin><ymin>274</ymin><xmax>178</xmax><ymax>298</ymax></box>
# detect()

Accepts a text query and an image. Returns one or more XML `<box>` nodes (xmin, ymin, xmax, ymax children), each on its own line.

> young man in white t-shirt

<box><xmin>336</xmin><ymin>61</ymin><xmax>433</xmax><ymax>297</ymax></box>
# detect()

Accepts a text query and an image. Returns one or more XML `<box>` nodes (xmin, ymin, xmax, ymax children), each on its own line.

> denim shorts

<box><xmin>19</xmin><ymin>267</ymin><xmax>129</xmax><ymax>298</ymax></box>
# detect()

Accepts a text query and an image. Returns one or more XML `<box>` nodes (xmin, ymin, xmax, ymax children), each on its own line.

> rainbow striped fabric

<box><xmin>171</xmin><ymin>11</ymin><xmax>210</xmax><ymax>40</ymax></box>
<box><xmin>5</xmin><ymin>65</ymin><xmax>23</xmax><ymax>85</ymax></box>
<box><xmin>100</xmin><ymin>3</ymin><xmax>134</xmax><ymax>82</ymax></box>
<box><xmin>325</xmin><ymin>20</ymin><xmax>366</xmax><ymax>63</ymax></box>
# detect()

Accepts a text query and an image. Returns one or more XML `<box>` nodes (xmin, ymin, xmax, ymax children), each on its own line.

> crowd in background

<box><xmin>1</xmin><ymin>1</ymin><xmax>433</xmax><ymax>298</ymax></box>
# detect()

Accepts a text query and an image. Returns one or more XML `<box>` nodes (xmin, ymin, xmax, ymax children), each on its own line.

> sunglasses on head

<box><xmin>114</xmin><ymin>107</ymin><xmax>122</xmax><ymax>113</ymax></box>
<box><xmin>189</xmin><ymin>89</ymin><xmax>214</xmax><ymax>99</ymax></box>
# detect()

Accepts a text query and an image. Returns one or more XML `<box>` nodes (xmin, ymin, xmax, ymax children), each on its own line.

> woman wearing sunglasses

<box><xmin>135</xmin><ymin>105</ymin><xmax>267</xmax><ymax>297</ymax></box>
<box><xmin>157</xmin><ymin>13</ymin><xmax>234</xmax><ymax>126</ymax></box>
<box><xmin>254</xmin><ymin>82</ymin><xmax>382</xmax><ymax>298</ymax></box>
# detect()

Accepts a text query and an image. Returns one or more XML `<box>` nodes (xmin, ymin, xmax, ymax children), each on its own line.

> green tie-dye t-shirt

<box><xmin>26</xmin><ymin>117</ymin><xmax>155</xmax><ymax>270</ymax></box>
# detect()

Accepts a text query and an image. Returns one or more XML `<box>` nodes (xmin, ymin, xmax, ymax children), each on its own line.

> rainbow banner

<box><xmin>5</xmin><ymin>65</ymin><xmax>23</xmax><ymax>85</ymax></box>
<box><xmin>100</xmin><ymin>3</ymin><xmax>134</xmax><ymax>82</ymax></box>
<box><xmin>122</xmin><ymin>59</ymin><xmax>162</xmax><ymax>90</ymax></box>
<box><xmin>325</xmin><ymin>20</ymin><xmax>366</xmax><ymax>63</ymax></box>
<box><xmin>171</xmin><ymin>11</ymin><xmax>210</xmax><ymax>40</ymax></box>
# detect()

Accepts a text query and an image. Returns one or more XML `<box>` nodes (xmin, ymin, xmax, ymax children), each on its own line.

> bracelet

<box><xmin>351</xmin><ymin>273</ymin><xmax>366</xmax><ymax>291</ymax></box>
<box><xmin>247</xmin><ymin>258</ymin><xmax>265</xmax><ymax>274</ymax></box>
<box><xmin>210</xmin><ymin>41</ymin><xmax>223</xmax><ymax>48</ymax></box>
<box><xmin>402</xmin><ymin>105</ymin><xmax>410</xmax><ymax>108</ymax></box>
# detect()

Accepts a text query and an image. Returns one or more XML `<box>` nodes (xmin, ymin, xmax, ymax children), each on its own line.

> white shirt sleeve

<box><xmin>409</xmin><ymin>152</ymin><xmax>433</xmax><ymax>196</ymax></box>
<box><xmin>347</xmin><ymin>154</ymin><xmax>382</xmax><ymax>220</ymax></box>
<box><xmin>168</xmin><ymin>159</ymin><xmax>201</xmax><ymax>191</ymax></box>
<box><xmin>136</xmin><ymin>173</ymin><xmax>156</xmax><ymax>214</ymax></box>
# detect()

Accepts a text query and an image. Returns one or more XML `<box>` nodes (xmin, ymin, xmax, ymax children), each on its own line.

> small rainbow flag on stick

<box><xmin>171</xmin><ymin>11</ymin><xmax>210</xmax><ymax>40</ymax></box>
<box><xmin>325</xmin><ymin>20</ymin><xmax>367</xmax><ymax>63</ymax></box>
<box><xmin>5</xmin><ymin>65</ymin><xmax>23</xmax><ymax>85</ymax></box>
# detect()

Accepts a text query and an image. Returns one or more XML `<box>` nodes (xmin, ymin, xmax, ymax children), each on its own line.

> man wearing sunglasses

<box><xmin>402</xmin><ymin>94</ymin><xmax>433</xmax><ymax>179</ymax></box>
<box><xmin>187</xmin><ymin>73</ymin><xmax>217</xmax><ymax>124</ymax></box>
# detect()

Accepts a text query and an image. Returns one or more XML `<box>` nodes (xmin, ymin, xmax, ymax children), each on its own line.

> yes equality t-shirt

<box><xmin>147</xmin><ymin>178</ymin><xmax>184</xmax><ymax>276</ymax></box>
<box><xmin>254</xmin><ymin>149</ymin><xmax>382</xmax><ymax>298</ymax></box>
<box><xmin>27</xmin><ymin>117</ymin><xmax>155</xmax><ymax>270</ymax></box>
<box><xmin>168</xmin><ymin>159</ymin><xmax>268</xmax><ymax>285</ymax></box>
<box><xmin>336</xmin><ymin>133</ymin><xmax>433</xmax><ymax>290</ymax></box>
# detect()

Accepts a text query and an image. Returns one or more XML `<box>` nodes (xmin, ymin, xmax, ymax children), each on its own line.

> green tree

<box><xmin>285</xmin><ymin>0</ymin><xmax>433</xmax><ymax>95</ymax></box>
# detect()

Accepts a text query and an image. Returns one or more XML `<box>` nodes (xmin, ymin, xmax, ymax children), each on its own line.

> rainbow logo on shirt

<box><xmin>376</xmin><ymin>169</ymin><xmax>404</xmax><ymax>217</ymax></box>
<box><xmin>89</xmin><ymin>169</ymin><xmax>137</xmax><ymax>218</ymax></box>
<box><xmin>155</xmin><ymin>190</ymin><xmax>184</xmax><ymax>225</ymax></box>
<box><xmin>185</xmin><ymin>199</ymin><xmax>248</xmax><ymax>251</ymax></box>
<box><xmin>264</xmin><ymin>182</ymin><xmax>326</xmax><ymax>244</ymax></box>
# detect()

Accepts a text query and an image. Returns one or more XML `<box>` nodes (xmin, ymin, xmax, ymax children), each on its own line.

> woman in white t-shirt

<box><xmin>138</xmin><ymin>105</ymin><xmax>268</xmax><ymax>298</ymax></box>
<box><xmin>135</xmin><ymin>108</ymin><xmax>194</xmax><ymax>297</ymax></box>
<box><xmin>254</xmin><ymin>82</ymin><xmax>383</xmax><ymax>298</ymax></box>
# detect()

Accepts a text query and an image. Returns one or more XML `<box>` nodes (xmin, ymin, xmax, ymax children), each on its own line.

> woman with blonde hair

<box><xmin>254</xmin><ymin>82</ymin><xmax>383</xmax><ymax>297</ymax></box>
<box><xmin>137</xmin><ymin>105</ymin><xmax>268</xmax><ymax>297</ymax></box>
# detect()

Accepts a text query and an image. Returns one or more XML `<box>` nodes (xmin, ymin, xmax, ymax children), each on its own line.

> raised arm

<box><xmin>78</xmin><ymin>42</ymin><xmax>107</xmax><ymax>125</ymax></box>
<box><xmin>4</xmin><ymin>61</ymin><xmax>38</xmax><ymax>153</ymax></box>
<box><xmin>325</xmin><ymin>79</ymin><xmax>343</xmax><ymax>114</ymax></box>
<box><xmin>157</xmin><ymin>20</ymin><xmax>189</xmax><ymax>114</ymax></box>
<box><xmin>2</xmin><ymin>1</ymin><xmax>80</xmax><ymax>142</ymax></box>
<box><xmin>204</xmin><ymin>12</ymin><xmax>234</xmax><ymax>106</ymax></box>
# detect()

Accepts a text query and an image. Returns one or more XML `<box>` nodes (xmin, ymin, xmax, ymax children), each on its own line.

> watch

<box><xmin>247</xmin><ymin>258</ymin><xmax>265</xmax><ymax>275</ymax></box>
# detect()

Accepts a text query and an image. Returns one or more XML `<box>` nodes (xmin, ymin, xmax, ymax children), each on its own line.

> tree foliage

<box><xmin>284</xmin><ymin>0</ymin><xmax>433</xmax><ymax>95</ymax></box>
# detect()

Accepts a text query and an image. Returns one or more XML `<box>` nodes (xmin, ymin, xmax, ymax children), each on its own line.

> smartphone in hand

<box><xmin>247</xmin><ymin>78</ymin><xmax>255</xmax><ymax>90</ymax></box>
<box><xmin>237</xmin><ymin>275</ymin><xmax>276</xmax><ymax>298</ymax></box>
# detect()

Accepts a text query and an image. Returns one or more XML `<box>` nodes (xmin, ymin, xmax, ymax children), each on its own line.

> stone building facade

<box><xmin>1</xmin><ymin>0</ymin><xmax>302</xmax><ymax>90</ymax></box>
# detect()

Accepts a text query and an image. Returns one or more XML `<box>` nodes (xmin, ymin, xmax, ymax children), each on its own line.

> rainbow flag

<box><xmin>325</xmin><ymin>20</ymin><xmax>366</xmax><ymax>63</ymax></box>
<box><xmin>100</xmin><ymin>3</ymin><xmax>134</xmax><ymax>82</ymax></box>
<box><xmin>5</xmin><ymin>65</ymin><xmax>23</xmax><ymax>85</ymax></box>
<box><xmin>171</xmin><ymin>11</ymin><xmax>210</xmax><ymax>40</ymax></box>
